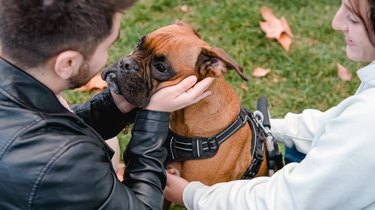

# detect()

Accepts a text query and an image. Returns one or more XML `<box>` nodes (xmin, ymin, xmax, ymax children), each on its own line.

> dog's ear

<box><xmin>195</xmin><ymin>47</ymin><xmax>248</xmax><ymax>81</ymax></box>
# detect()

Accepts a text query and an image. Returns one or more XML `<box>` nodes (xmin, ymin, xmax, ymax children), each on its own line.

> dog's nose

<box><xmin>119</xmin><ymin>58</ymin><xmax>140</xmax><ymax>71</ymax></box>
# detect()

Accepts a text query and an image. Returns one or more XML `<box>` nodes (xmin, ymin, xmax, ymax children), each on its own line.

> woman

<box><xmin>164</xmin><ymin>0</ymin><xmax>375</xmax><ymax>209</ymax></box>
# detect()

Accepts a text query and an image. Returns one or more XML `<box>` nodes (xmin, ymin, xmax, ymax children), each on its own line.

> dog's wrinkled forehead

<box><xmin>146</xmin><ymin>21</ymin><xmax>202</xmax><ymax>46</ymax></box>
<box><xmin>138</xmin><ymin>22</ymin><xmax>209</xmax><ymax>65</ymax></box>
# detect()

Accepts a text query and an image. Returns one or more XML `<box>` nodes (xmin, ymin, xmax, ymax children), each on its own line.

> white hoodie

<box><xmin>182</xmin><ymin>62</ymin><xmax>375</xmax><ymax>210</ymax></box>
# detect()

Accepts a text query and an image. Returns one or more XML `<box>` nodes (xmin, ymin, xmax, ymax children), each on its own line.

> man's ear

<box><xmin>54</xmin><ymin>51</ymin><xmax>84</xmax><ymax>79</ymax></box>
<box><xmin>194</xmin><ymin>47</ymin><xmax>248</xmax><ymax>81</ymax></box>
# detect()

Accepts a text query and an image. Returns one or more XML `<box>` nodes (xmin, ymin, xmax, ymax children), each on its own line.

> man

<box><xmin>0</xmin><ymin>0</ymin><xmax>213</xmax><ymax>209</ymax></box>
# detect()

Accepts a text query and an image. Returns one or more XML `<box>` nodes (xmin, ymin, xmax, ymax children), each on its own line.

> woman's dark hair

<box><xmin>346</xmin><ymin>0</ymin><xmax>375</xmax><ymax>46</ymax></box>
<box><xmin>371</xmin><ymin>0</ymin><xmax>375</xmax><ymax>36</ymax></box>
<box><xmin>0</xmin><ymin>0</ymin><xmax>136</xmax><ymax>68</ymax></box>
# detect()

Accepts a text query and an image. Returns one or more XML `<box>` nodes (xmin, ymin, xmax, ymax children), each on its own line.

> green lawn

<box><xmin>64</xmin><ymin>0</ymin><xmax>365</xmax><ymax>208</ymax></box>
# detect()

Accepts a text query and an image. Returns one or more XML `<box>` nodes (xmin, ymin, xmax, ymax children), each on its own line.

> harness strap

<box><xmin>241</xmin><ymin>112</ymin><xmax>266</xmax><ymax>179</ymax></box>
<box><xmin>164</xmin><ymin>107</ymin><xmax>268</xmax><ymax>180</ymax></box>
<box><xmin>164</xmin><ymin>100</ymin><xmax>284</xmax><ymax>179</ymax></box>
<box><xmin>164</xmin><ymin>107</ymin><xmax>251</xmax><ymax>166</ymax></box>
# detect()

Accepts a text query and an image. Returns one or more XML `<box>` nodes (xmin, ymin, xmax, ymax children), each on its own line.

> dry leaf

<box><xmin>259</xmin><ymin>6</ymin><xmax>293</xmax><ymax>51</ymax></box>
<box><xmin>278</xmin><ymin>33</ymin><xmax>292</xmax><ymax>51</ymax></box>
<box><xmin>309</xmin><ymin>39</ymin><xmax>316</xmax><ymax>46</ymax></box>
<box><xmin>253</xmin><ymin>67</ymin><xmax>271</xmax><ymax>77</ymax></box>
<box><xmin>76</xmin><ymin>73</ymin><xmax>107</xmax><ymax>91</ymax></box>
<box><xmin>259</xmin><ymin>7</ymin><xmax>284</xmax><ymax>39</ymax></box>
<box><xmin>280</xmin><ymin>17</ymin><xmax>293</xmax><ymax>38</ymax></box>
<box><xmin>180</xmin><ymin>5</ymin><xmax>189</xmax><ymax>13</ymax></box>
<box><xmin>337</xmin><ymin>63</ymin><xmax>352</xmax><ymax>81</ymax></box>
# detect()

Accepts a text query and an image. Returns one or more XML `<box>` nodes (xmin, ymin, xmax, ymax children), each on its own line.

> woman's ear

<box><xmin>54</xmin><ymin>51</ymin><xmax>84</xmax><ymax>79</ymax></box>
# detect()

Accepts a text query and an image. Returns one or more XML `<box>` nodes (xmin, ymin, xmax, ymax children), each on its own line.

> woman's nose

<box><xmin>332</xmin><ymin>6</ymin><xmax>347</xmax><ymax>32</ymax></box>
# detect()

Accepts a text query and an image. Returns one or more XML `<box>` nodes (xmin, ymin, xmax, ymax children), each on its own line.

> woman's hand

<box><xmin>146</xmin><ymin>76</ymin><xmax>214</xmax><ymax>112</ymax></box>
<box><xmin>164</xmin><ymin>169</ymin><xmax>189</xmax><ymax>206</ymax></box>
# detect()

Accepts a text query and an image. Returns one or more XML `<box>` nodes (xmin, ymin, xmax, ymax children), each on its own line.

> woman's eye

<box><xmin>347</xmin><ymin>15</ymin><xmax>360</xmax><ymax>24</ymax></box>
<box><xmin>155</xmin><ymin>63</ymin><xmax>167</xmax><ymax>73</ymax></box>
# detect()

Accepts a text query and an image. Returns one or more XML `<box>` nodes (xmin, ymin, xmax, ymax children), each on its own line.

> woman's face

<box><xmin>332</xmin><ymin>0</ymin><xmax>375</xmax><ymax>61</ymax></box>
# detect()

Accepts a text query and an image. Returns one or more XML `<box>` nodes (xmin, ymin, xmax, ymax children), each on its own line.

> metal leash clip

<box><xmin>255</xmin><ymin>96</ymin><xmax>283</xmax><ymax>176</ymax></box>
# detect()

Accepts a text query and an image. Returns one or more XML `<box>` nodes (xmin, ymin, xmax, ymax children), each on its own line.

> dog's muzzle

<box><xmin>102</xmin><ymin>57</ymin><xmax>151</xmax><ymax>107</ymax></box>
<box><xmin>102</xmin><ymin>57</ymin><xmax>139</xmax><ymax>93</ymax></box>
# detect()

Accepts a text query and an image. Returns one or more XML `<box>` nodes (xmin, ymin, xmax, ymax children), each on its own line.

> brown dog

<box><xmin>103</xmin><ymin>21</ymin><xmax>273</xmax><ymax>207</ymax></box>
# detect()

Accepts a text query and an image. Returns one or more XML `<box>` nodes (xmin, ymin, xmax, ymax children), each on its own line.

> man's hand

<box><xmin>146</xmin><ymin>76</ymin><xmax>214</xmax><ymax>112</ymax></box>
<box><xmin>110</xmin><ymin>90</ymin><xmax>136</xmax><ymax>113</ymax></box>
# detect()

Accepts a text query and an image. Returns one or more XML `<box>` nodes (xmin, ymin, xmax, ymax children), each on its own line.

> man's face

<box><xmin>68</xmin><ymin>13</ymin><xmax>123</xmax><ymax>89</ymax></box>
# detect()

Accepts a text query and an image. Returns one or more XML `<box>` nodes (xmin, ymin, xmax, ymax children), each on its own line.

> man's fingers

<box><xmin>188</xmin><ymin>77</ymin><xmax>214</xmax><ymax>94</ymax></box>
<box><xmin>182</xmin><ymin>77</ymin><xmax>214</xmax><ymax>100</ymax></box>
<box><xmin>172</xmin><ymin>76</ymin><xmax>198</xmax><ymax>94</ymax></box>
<box><xmin>145</xmin><ymin>76</ymin><xmax>214</xmax><ymax>112</ymax></box>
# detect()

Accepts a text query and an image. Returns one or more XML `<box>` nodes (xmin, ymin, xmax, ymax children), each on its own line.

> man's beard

<box><xmin>68</xmin><ymin>61</ymin><xmax>94</xmax><ymax>89</ymax></box>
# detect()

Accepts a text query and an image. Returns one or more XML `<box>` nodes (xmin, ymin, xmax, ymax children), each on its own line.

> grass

<box><xmin>64</xmin><ymin>0</ymin><xmax>365</xmax><ymax>208</ymax></box>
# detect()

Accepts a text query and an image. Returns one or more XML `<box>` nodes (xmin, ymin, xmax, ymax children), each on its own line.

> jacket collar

<box><xmin>357</xmin><ymin>61</ymin><xmax>375</xmax><ymax>87</ymax></box>
<box><xmin>0</xmin><ymin>57</ymin><xmax>70</xmax><ymax>114</ymax></box>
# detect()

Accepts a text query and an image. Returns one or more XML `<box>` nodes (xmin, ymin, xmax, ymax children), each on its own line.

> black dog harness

<box><xmin>164</xmin><ymin>107</ymin><xmax>270</xmax><ymax>179</ymax></box>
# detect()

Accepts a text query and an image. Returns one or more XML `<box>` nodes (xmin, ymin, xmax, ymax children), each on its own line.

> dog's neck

<box><xmin>170</xmin><ymin>76</ymin><xmax>241</xmax><ymax>137</ymax></box>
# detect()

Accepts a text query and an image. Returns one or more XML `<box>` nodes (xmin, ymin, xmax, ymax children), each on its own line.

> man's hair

<box><xmin>0</xmin><ymin>0</ymin><xmax>136</xmax><ymax>68</ymax></box>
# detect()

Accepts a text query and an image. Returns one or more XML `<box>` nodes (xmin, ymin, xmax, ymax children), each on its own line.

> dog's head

<box><xmin>102</xmin><ymin>21</ymin><xmax>247</xmax><ymax>107</ymax></box>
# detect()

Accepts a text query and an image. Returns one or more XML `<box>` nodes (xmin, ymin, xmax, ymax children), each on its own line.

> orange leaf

<box><xmin>280</xmin><ymin>17</ymin><xmax>293</xmax><ymax>38</ymax></box>
<box><xmin>253</xmin><ymin>67</ymin><xmax>271</xmax><ymax>77</ymax></box>
<box><xmin>76</xmin><ymin>73</ymin><xmax>107</xmax><ymax>91</ymax></box>
<box><xmin>277</xmin><ymin>33</ymin><xmax>292</xmax><ymax>51</ymax></box>
<box><xmin>337</xmin><ymin>63</ymin><xmax>352</xmax><ymax>81</ymax></box>
<box><xmin>309</xmin><ymin>39</ymin><xmax>316</xmax><ymax>46</ymax></box>
<box><xmin>259</xmin><ymin>7</ymin><xmax>284</xmax><ymax>39</ymax></box>
<box><xmin>259</xmin><ymin>6</ymin><xmax>293</xmax><ymax>51</ymax></box>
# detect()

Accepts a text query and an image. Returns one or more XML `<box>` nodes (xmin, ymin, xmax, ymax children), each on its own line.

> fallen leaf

<box><xmin>309</xmin><ymin>39</ymin><xmax>316</xmax><ymax>46</ymax></box>
<box><xmin>76</xmin><ymin>73</ymin><xmax>107</xmax><ymax>91</ymax></box>
<box><xmin>278</xmin><ymin>33</ymin><xmax>292</xmax><ymax>51</ymax></box>
<box><xmin>280</xmin><ymin>17</ymin><xmax>293</xmax><ymax>38</ymax></box>
<box><xmin>253</xmin><ymin>67</ymin><xmax>271</xmax><ymax>77</ymax></box>
<box><xmin>337</xmin><ymin>63</ymin><xmax>352</xmax><ymax>81</ymax></box>
<box><xmin>259</xmin><ymin>6</ymin><xmax>293</xmax><ymax>51</ymax></box>
<box><xmin>259</xmin><ymin>7</ymin><xmax>284</xmax><ymax>39</ymax></box>
<box><xmin>180</xmin><ymin>5</ymin><xmax>189</xmax><ymax>13</ymax></box>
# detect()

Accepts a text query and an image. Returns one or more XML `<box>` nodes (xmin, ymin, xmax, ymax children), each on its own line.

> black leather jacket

<box><xmin>0</xmin><ymin>58</ymin><xmax>168</xmax><ymax>210</ymax></box>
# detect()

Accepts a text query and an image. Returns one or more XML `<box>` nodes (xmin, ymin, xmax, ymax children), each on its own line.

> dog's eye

<box><xmin>154</xmin><ymin>63</ymin><xmax>167</xmax><ymax>73</ymax></box>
